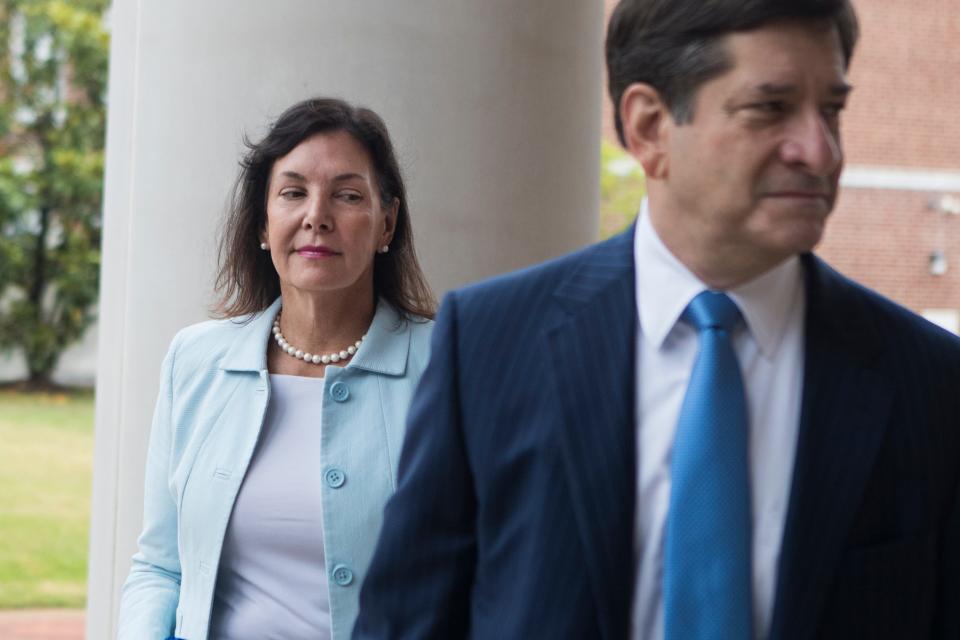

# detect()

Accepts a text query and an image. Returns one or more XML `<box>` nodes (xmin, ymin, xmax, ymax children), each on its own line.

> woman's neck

<box><xmin>275</xmin><ymin>285</ymin><xmax>376</xmax><ymax>357</ymax></box>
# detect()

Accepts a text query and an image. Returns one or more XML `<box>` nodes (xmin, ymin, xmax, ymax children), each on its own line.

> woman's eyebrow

<box><xmin>278</xmin><ymin>170</ymin><xmax>306</xmax><ymax>181</ymax></box>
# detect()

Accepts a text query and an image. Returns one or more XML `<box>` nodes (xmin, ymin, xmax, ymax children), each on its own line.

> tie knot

<box><xmin>682</xmin><ymin>291</ymin><xmax>742</xmax><ymax>333</ymax></box>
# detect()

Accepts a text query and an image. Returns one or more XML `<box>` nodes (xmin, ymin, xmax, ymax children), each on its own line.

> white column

<box><xmin>87</xmin><ymin>1</ymin><xmax>602</xmax><ymax>636</ymax></box>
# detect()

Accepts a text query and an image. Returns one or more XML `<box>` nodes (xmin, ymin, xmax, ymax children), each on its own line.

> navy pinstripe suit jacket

<box><xmin>354</xmin><ymin>226</ymin><xmax>960</xmax><ymax>640</ymax></box>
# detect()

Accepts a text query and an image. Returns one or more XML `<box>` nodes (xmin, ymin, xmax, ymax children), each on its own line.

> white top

<box><xmin>209</xmin><ymin>374</ymin><xmax>331</xmax><ymax>640</ymax></box>
<box><xmin>630</xmin><ymin>200</ymin><xmax>806</xmax><ymax>640</ymax></box>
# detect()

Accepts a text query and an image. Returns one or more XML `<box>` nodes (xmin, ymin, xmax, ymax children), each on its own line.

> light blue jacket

<box><xmin>117</xmin><ymin>298</ymin><xmax>433</xmax><ymax>640</ymax></box>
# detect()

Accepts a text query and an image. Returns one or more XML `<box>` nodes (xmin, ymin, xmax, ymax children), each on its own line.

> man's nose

<box><xmin>779</xmin><ymin>111</ymin><xmax>842</xmax><ymax>176</ymax></box>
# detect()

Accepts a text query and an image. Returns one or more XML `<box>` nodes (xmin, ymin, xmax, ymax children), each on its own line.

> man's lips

<box><xmin>761</xmin><ymin>191</ymin><xmax>832</xmax><ymax>206</ymax></box>
<box><xmin>297</xmin><ymin>246</ymin><xmax>340</xmax><ymax>258</ymax></box>
<box><xmin>763</xmin><ymin>191</ymin><xmax>830</xmax><ymax>199</ymax></box>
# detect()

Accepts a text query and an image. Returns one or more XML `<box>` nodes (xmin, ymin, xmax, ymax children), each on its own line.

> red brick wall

<box><xmin>843</xmin><ymin>0</ymin><xmax>960</xmax><ymax>169</ymax></box>
<box><xmin>823</xmin><ymin>188</ymin><xmax>960</xmax><ymax>310</ymax></box>
<box><xmin>601</xmin><ymin>0</ymin><xmax>960</xmax><ymax>318</ymax></box>
<box><xmin>825</xmin><ymin>0</ymin><xmax>960</xmax><ymax>314</ymax></box>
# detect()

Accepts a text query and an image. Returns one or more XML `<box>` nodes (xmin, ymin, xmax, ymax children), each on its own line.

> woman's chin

<box><xmin>282</xmin><ymin>276</ymin><xmax>370</xmax><ymax>298</ymax></box>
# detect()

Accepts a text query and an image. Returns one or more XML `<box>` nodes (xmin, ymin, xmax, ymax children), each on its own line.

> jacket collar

<box><xmin>551</xmin><ymin>222</ymin><xmax>637</xmax><ymax>314</ymax></box>
<box><xmin>219</xmin><ymin>297</ymin><xmax>410</xmax><ymax>376</ymax></box>
<box><xmin>546</xmin><ymin>224</ymin><xmax>637</xmax><ymax>640</ymax></box>
<box><xmin>218</xmin><ymin>297</ymin><xmax>281</xmax><ymax>373</ymax></box>
<box><xmin>349</xmin><ymin>299</ymin><xmax>411</xmax><ymax>376</ymax></box>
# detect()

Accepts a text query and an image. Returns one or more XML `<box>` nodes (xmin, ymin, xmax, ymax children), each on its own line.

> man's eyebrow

<box><xmin>829</xmin><ymin>82</ymin><xmax>854</xmax><ymax>97</ymax></box>
<box><xmin>753</xmin><ymin>82</ymin><xmax>798</xmax><ymax>96</ymax></box>
<box><xmin>748</xmin><ymin>82</ymin><xmax>853</xmax><ymax>97</ymax></box>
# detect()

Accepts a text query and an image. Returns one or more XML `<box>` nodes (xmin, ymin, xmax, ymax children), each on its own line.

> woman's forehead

<box><xmin>272</xmin><ymin>131</ymin><xmax>373</xmax><ymax>180</ymax></box>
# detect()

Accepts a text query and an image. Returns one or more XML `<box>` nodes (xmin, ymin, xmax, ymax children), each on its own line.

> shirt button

<box><xmin>332</xmin><ymin>564</ymin><xmax>354</xmax><ymax>586</ymax></box>
<box><xmin>325</xmin><ymin>467</ymin><xmax>346</xmax><ymax>488</ymax></box>
<box><xmin>329</xmin><ymin>381</ymin><xmax>350</xmax><ymax>403</ymax></box>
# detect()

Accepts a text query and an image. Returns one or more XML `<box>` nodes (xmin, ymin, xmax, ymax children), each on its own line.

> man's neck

<box><xmin>645</xmin><ymin>194</ymin><xmax>790</xmax><ymax>290</ymax></box>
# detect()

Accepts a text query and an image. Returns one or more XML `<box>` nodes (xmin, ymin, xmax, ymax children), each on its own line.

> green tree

<box><xmin>600</xmin><ymin>139</ymin><xmax>646</xmax><ymax>239</ymax></box>
<box><xmin>0</xmin><ymin>0</ymin><xmax>108</xmax><ymax>388</ymax></box>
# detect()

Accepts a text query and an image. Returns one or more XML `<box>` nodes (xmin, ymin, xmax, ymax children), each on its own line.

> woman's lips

<box><xmin>297</xmin><ymin>246</ymin><xmax>339</xmax><ymax>258</ymax></box>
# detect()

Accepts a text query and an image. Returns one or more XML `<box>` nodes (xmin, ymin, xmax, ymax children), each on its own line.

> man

<box><xmin>354</xmin><ymin>1</ymin><xmax>960</xmax><ymax>638</ymax></box>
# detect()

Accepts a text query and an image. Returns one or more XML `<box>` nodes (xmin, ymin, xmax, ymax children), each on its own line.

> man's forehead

<box><xmin>717</xmin><ymin>21</ymin><xmax>849</xmax><ymax>87</ymax></box>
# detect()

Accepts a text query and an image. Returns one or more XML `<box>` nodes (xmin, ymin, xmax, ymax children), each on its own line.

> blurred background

<box><xmin>0</xmin><ymin>1</ymin><xmax>955</xmax><ymax>637</ymax></box>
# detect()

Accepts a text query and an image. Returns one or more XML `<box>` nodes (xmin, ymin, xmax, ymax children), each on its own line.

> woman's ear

<box><xmin>258</xmin><ymin>222</ymin><xmax>269</xmax><ymax>249</ymax></box>
<box><xmin>619</xmin><ymin>82</ymin><xmax>671</xmax><ymax>179</ymax></box>
<box><xmin>381</xmin><ymin>198</ymin><xmax>399</xmax><ymax>247</ymax></box>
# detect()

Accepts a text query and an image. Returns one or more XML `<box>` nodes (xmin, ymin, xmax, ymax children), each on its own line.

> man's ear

<box><xmin>619</xmin><ymin>83</ymin><xmax>671</xmax><ymax>179</ymax></box>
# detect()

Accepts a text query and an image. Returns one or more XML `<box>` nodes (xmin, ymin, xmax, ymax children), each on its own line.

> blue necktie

<box><xmin>663</xmin><ymin>291</ymin><xmax>753</xmax><ymax>640</ymax></box>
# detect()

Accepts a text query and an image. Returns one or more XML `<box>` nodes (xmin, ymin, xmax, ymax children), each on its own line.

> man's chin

<box><xmin>780</xmin><ymin>223</ymin><xmax>827</xmax><ymax>256</ymax></box>
<box><xmin>757</xmin><ymin>202</ymin><xmax>831</xmax><ymax>250</ymax></box>
<box><xmin>750</xmin><ymin>216</ymin><xmax>828</xmax><ymax>259</ymax></box>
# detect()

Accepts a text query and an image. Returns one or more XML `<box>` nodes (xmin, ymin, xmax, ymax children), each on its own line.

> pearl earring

<box><xmin>260</xmin><ymin>242</ymin><xmax>269</xmax><ymax>250</ymax></box>
<box><xmin>380</xmin><ymin>245</ymin><xmax>389</xmax><ymax>254</ymax></box>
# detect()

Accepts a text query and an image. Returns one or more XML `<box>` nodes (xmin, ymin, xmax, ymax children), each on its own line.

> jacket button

<box><xmin>325</xmin><ymin>467</ymin><xmax>346</xmax><ymax>488</ymax></box>
<box><xmin>332</xmin><ymin>564</ymin><xmax>354</xmax><ymax>586</ymax></box>
<box><xmin>329</xmin><ymin>381</ymin><xmax>350</xmax><ymax>402</ymax></box>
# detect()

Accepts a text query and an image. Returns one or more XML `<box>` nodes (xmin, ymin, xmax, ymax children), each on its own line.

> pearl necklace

<box><xmin>272</xmin><ymin>311</ymin><xmax>364</xmax><ymax>365</ymax></box>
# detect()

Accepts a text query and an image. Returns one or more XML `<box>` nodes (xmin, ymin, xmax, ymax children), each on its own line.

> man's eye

<box><xmin>749</xmin><ymin>101</ymin><xmax>787</xmax><ymax>114</ymax></box>
<box><xmin>822</xmin><ymin>102</ymin><xmax>846</xmax><ymax>118</ymax></box>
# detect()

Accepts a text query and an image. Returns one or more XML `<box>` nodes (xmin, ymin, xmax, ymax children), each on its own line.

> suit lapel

<box><xmin>769</xmin><ymin>255</ymin><xmax>892</xmax><ymax>640</ymax></box>
<box><xmin>545</xmin><ymin>227</ymin><xmax>637</xmax><ymax>640</ymax></box>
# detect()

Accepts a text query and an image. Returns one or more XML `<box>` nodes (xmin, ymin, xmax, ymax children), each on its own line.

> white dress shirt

<box><xmin>630</xmin><ymin>200</ymin><xmax>806</xmax><ymax>640</ymax></box>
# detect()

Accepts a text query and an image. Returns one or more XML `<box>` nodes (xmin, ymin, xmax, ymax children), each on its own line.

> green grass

<box><xmin>0</xmin><ymin>389</ymin><xmax>94</xmax><ymax>609</ymax></box>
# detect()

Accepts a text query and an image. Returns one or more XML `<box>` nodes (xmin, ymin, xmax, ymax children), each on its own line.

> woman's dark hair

<box><xmin>214</xmin><ymin>97</ymin><xmax>435</xmax><ymax>320</ymax></box>
<box><xmin>606</xmin><ymin>0</ymin><xmax>859</xmax><ymax>144</ymax></box>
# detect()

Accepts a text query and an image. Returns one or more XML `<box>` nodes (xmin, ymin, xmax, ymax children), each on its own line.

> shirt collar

<box><xmin>634</xmin><ymin>198</ymin><xmax>803</xmax><ymax>359</ymax></box>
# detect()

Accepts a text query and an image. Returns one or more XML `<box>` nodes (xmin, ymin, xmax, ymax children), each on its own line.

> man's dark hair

<box><xmin>214</xmin><ymin>97</ymin><xmax>436</xmax><ymax>320</ymax></box>
<box><xmin>606</xmin><ymin>0</ymin><xmax>859</xmax><ymax>144</ymax></box>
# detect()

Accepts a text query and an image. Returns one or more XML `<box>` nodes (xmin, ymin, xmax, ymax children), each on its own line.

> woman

<box><xmin>117</xmin><ymin>98</ymin><xmax>435</xmax><ymax>640</ymax></box>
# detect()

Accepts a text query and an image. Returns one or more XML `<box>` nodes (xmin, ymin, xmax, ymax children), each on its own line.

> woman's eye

<box><xmin>338</xmin><ymin>192</ymin><xmax>363</xmax><ymax>203</ymax></box>
<box><xmin>280</xmin><ymin>189</ymin><xmax>305</xmax><ymax>199</ymax></box>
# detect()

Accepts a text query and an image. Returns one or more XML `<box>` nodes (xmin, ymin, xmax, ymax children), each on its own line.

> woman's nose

<box><xmin>302</xmin><ymin>197</ymin><xmax>333</xmax><ymax>231</ymax></box>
